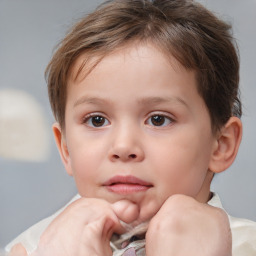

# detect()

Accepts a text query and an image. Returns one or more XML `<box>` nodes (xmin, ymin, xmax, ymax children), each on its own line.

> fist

<box><xmin>146</xmin><ymin>194</ymin><xmax>232</xmax><ymax>256</ymax></box>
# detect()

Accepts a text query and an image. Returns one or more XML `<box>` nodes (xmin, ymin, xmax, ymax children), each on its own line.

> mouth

<box><xmin>103</xmin><ymin>175</ymin><xmax>153</xmax><ymax>194</ymax></box>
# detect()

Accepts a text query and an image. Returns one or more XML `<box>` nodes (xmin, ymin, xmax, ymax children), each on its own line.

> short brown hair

<box><xmin>46</xmin><ymin>0</ymin><xmax>241</xmax><ymax>132</ymax></box>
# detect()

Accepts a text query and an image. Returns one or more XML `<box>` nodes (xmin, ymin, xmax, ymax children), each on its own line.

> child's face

<box><xmin>58</xmin><ymin>43</ymin><xmax>218</xmax><ymax>223</ymax></box>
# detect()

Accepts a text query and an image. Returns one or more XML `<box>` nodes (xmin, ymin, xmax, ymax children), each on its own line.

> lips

<box><xmin>103</xmin><ymin>175</ymin><xmax>153</xmax><ymax>194</ymax></box>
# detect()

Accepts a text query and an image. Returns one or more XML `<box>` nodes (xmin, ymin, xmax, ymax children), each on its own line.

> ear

<box><xmin>52</xmin><ymin>123</ymin><xmax>73</xmax><ymax>176</ymax></box>
<box><xmin>209</xmin><ymin>117</ymin><xmax>242</xmax><ymax>173</ymax></box>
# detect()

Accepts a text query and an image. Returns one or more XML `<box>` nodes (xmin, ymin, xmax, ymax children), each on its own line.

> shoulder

<box><xmin>5</xmin><ymin>194</ymin><xmax>80</xmax><ymax>254</ymax></box>
<box><xmin>208</xmin><ymin>193</ymin><xmax>256</xmax><ymax>256</ymax></box>
<box><xmin>229</xmin><ymin>215</ymin><xmax>256</xmax><ymax>256</ymax></box>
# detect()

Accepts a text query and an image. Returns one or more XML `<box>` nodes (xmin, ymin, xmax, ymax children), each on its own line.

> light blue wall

<box><xmin>0</xmin><ymin>0</ymin><xmax>255</xmax><ymax>248</ymax></box>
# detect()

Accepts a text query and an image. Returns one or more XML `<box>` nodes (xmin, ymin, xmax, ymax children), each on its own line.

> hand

<box><xmin>145</xmin><ymin>194</ymin><xmax>232</xmax><ymax>256</ymax></box>
<box><xmin>9</xmin><ymin>243</ymin><xmax>27</xmax><ymax>256</ymax></box>
<box><xmin>10</xmin><ymin>198</ymin><xmax>139</xmax><ymax>256</ymax></box>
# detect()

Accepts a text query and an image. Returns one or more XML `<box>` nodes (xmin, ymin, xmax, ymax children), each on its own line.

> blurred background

<box><xmin>0</xmin><ymin>0</ymin><xmax>255</xmax><ymax>248</ymax></box>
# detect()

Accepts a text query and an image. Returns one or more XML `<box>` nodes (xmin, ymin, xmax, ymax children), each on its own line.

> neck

<box><xmin>195</xmin><ymin>170</ymin><xmax>214</xmax><ymax>203</ymax></box>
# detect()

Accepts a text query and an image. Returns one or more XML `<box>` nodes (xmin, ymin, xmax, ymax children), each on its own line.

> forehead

<box><xmin>65</xmin><ymin>43</ymin><xmax>204</xmax><ymax>113</ymax></box>
<box><xmin>65</xmin><ymin>43</ymin><xmax>205</xmax><ymax>114</ymax></box>
<box><xmin>68</xmin><ymin>42</ymin><xmax>189</xmax><ymax>85</ymax></box>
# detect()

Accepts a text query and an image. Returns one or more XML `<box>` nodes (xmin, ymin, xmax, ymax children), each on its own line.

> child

<box><xmin>6</xmin><ymin>0</ymin><xmax>256</xmax><ymax>255</ymax></box>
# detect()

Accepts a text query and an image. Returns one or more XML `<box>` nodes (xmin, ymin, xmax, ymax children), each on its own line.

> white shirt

<box><xmin>5</xmin><ymin>193</ymin><xmax>256</xmax><ymax>255</ymax></box>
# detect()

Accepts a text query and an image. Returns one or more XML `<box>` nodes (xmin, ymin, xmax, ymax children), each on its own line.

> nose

<box><xmin>108</xmin><ymin>125</ymin><xmax>145</xmax><ymax>162</ymax></box>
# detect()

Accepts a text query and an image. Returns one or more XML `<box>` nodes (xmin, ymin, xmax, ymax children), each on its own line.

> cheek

<box><xmin>71</xmin><ymin>157</ymin><xmax>102</xmax><ymax>198</ymax></box>
<box><xmin>67</xmin><ymin>139</ymin><xmax>105</xmax><ymax>194</ymax></box>
<box><xmin>150</xmin><ymin>134</ymin><xmax>212</xmax><ymax>195</ymax></box>
<box><xmin>69</xmin><ymin>132</ymin><xmax>106</xmax><ymax>167</ymax></box>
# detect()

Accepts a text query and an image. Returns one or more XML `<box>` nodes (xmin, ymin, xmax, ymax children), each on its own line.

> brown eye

<box><xmin>151</xmin><ymin>115</ymin><xmax>165</xmax><ymax>126</ymax></box>
<box><xmin>146</xmin><ymin>114</ymin><xmax>172</xmax><ymax>127</ymax></box>
<box><xmin>91</xmin><ymin>116</ymin><xmax>105</xmax><ymax>127</ymax></box>
<box><xmin>85</xmin><ymin>115</ymin><xmax>110</xmax><ymax>127</ymax></box>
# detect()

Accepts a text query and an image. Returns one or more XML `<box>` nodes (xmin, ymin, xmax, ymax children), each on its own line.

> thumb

<box><xmin>112</xmin><ymin>200</ymin><xmax>139</xmax><ymax>224</ymax></box>
<box><xmin>9</xmin><ymin>243</ymin><xmax>28</xmax><ymax>256</ymax></box>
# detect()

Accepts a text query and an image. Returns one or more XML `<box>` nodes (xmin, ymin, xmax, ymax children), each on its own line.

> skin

<box><xmin>61</xmin><ymin>43</ymin><xmax>218</xmax><ymax>221</ymax></box>
<box><xmin>10</xmin><ymin>43</ymin><xmax>242</xmax><ymax>255</ymax></box>
<box><xmin>146</xmin><ymin>194</ymin><xmax>232</xmax><ymax>256</ymax></box>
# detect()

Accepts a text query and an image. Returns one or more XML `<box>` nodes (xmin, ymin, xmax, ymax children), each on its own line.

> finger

<box><xmin>112</xmin><ymin>200</ymin><xmax>139</xmax><ymax>224</ymax></box>
<box><xmin>9</xmin><ymin>243</ymin><xmax>28</xmax><ymax>256</ymax></box>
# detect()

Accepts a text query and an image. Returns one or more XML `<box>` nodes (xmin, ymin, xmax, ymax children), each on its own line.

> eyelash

<box><xmin>82</xmin><ymin>113</ymin><xmax>110</xmax><ymax>128</ymax></box>
<box><xmin>82</xmin><ymin>112</ymin><xmax>174</xmax><ymax>128</ymax></box>
<box><xmin>145</xmin><ymin>113</ymin><xmax>174</xmax><ymax>127</ymax></box>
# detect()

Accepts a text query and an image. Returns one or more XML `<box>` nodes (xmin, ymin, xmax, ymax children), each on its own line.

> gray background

<box><xmin>0</xmin><ymin>0</ymin><xmax>255</xmax><ymax>249</ymax></box>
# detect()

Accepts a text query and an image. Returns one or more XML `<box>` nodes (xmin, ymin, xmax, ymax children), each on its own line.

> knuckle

<box><xmin>148</xmin><ymin>195</ymin><xmax>207</xmax><ymax>234</ymax></box>
<box><xmin>161</xmin><ymin>194</ymin><xmax>197</xmax><ymax>216</ymax></box>
<box><xmin>149</xmin><ymin>210</ymin><xmax>185</xmax><ymax>234</ymax></box>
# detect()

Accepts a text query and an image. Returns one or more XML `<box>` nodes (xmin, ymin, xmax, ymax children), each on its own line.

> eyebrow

<box><xmin>74</xmin><ymin>96</ymin><xmax>110</xmax><ymax>108</ymax></box>
<box><xmin>137</xmin><ymin>96</ymin><xmax>189</xmax><ymax>108</ymax></box>
<box><xmin>73</xmin><ymin>95</ymin><xmax>188</xmax><ymax>108</ymax></box>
